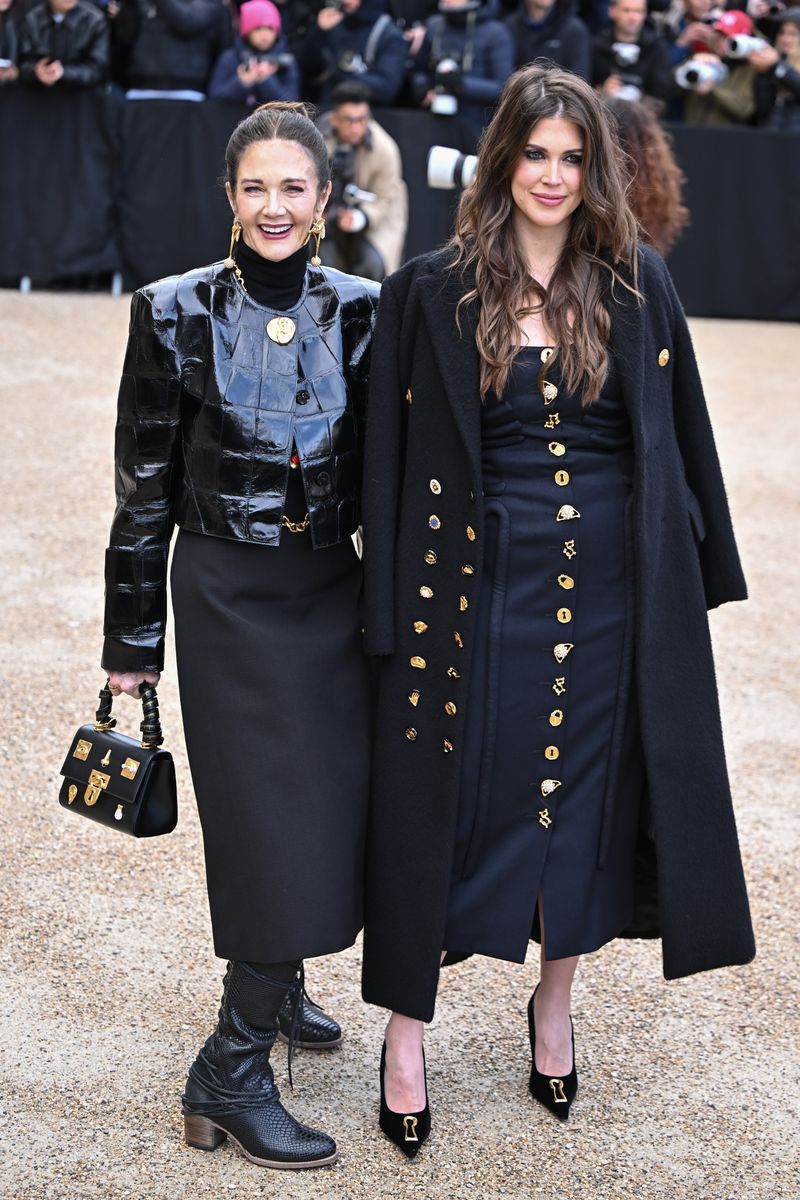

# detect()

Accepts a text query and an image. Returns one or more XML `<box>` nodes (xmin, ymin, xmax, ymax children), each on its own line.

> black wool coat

<box><xmin>360</xmin><ymin>244</ymin><xmax>755</xmax><ymax>1022</ymax></box>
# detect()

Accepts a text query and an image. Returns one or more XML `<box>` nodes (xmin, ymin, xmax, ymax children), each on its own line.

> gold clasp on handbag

<box><xmin>84</xmin><ymin>769</ymin><xmax>110</xmax><ymax>807</ymax></box>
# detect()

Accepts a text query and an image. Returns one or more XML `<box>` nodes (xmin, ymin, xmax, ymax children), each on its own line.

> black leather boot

<box><xmin>182</xmin><ymin>962</ymin><xmax>338</xmax><ymax>1169</ymax></box>
<box><xmin>277</xmin><ymin>983</ymin><xmax>343</xmax><ymax>1050</ymax></box>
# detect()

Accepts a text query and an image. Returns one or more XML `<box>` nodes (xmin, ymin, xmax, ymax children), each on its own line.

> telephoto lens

<box><xmin>427</xmin><ymin>145</ymin><xmax>478</xmax><ymax>190</ymax></box>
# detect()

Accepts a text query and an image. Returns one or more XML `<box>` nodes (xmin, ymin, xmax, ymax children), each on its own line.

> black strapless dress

<box><xmin>444</xmin><ymin>347</ymin><xmax>646</xmax><ymax>963</ymax></box>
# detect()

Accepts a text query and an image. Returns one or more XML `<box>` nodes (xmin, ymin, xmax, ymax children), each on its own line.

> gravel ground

<box><xmin>0</xmin><ymin>293</ymin><xmax>797</xmax><ymax>1200</ymax></box>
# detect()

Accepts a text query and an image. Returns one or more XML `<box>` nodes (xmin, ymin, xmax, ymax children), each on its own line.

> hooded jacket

<box><xmin>208</xmin><ymin>33</ymin><xmax>300</xmax><ymax>104</ymax></box>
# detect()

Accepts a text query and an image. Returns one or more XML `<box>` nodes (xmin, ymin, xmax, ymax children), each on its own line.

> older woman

<box><xmin>361</xmin><ymin>65</ymin><xmax>753</xmax><ymax>1156</ymax></box>
<box><xmin>102</xmin><ymin>101</ymin><xmax>377</xmax><ymax>1169</ymax></box>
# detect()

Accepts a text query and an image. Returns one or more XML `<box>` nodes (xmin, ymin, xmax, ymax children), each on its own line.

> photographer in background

<box><xmin>19</xmin><ymin>0</ymin><xmax>108</xmax><ymax>88</ymax></box>
<box><xmin>504</xmin><ymin>0</ymin><xmax>592</xmax><ymax>80</ymax></box>
<box><xmin>678</xmin><ymin>8</ymin><xmax>757</xmax><ymax>124</ymax></box>
<box><xmin>752</xmin><ymin>11</ymin><xmax>800</xmax><ymax>130</ymax></box>
<box><xmin>209</xmin><ymin>0</ymin><xmax>299</xmax><ymax>103</ymax></box>
<box><xmin>317</xmin><ymin>80</ymin><xmax>408</xmax><ymax>279</ymax></box>
<box><xmin>298</xmin><ymin>0</ymin><xmax>407</xmax><ymax>106</ymax></box>
<box><xmin>592</xmin><ymin>0</ymin><xmax>672</xmax><ymax>104</ymax></box>
<box><xmin>410</xmin><ymin>0</ymin><xmax>514</xmax><ymax>134</ymax></box>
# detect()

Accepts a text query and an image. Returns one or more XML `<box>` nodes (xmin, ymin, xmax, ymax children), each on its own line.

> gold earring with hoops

<box><xmin>224</xmin><ymin>217</ymin><xmax>242</xmax><ymax>274</ymax></box>
<box><xmin>309</xmin><ymin>218</ymin><xmax>325</xmax><ymax>267</ymax></box>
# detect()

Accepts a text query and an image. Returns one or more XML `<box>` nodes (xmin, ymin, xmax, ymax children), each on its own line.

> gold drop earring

<box><xmin>308</xmin><ymin>218</ymin><xmax>325</xmax><ymax>267</ymax></box>
<box><xmin>224</xmin><ymin>217</ymin><xmax>242</xmax><ymax>272</ymax></box>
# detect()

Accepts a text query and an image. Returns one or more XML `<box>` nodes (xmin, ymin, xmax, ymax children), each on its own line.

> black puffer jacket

<box><xmin>102</xmin><ymin>262</ymin><xmax>378</xmax><ymax>674</ymax></box>
<box><xmin>504</xmin><ymin>0</ymin><xmax>591</xmax><ymax>80</ymax></box>
<box><xmin>19</xmin><ymin>0</ymin><xmax>108</xmax><ymax>87</ymax></box>
<box><xmin>122</xmin><ymin>0</ymin><xmax>227</xmax><ymax>92</ymax></box>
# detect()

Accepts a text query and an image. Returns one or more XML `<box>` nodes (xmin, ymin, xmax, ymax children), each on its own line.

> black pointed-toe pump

<box><xmin>527</xmin><ymin>986</ymin><xmax>578</xmax><ymax>1121</ymax></box>
<box><xmin>379</xmin><ymin>1041</ymin><xmax>431</xmax><ymax>1159</ymax></box>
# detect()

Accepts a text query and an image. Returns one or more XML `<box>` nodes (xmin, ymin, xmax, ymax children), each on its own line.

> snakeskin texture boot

<box><xmin>277</xmin><ymin>982</ymin><xmax>343</xmax><ymax>1049</ymax></box>
<box><xmin>182</xmin><ymin>961</ymin><xmax>338</xmax><ymax>1169</ymax></box>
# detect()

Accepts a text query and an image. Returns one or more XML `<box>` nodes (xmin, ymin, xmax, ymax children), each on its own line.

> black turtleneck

<box><xmin>234</xmin><ymin>238</ymin><xmax>308</xmax><ymax>310</ymax></box>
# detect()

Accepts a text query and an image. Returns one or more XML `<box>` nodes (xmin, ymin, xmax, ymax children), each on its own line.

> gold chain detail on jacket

<box><xmin>281</xmin><ymin>513</ymin><xmax>311</xmax><ymax>533</ymax></box>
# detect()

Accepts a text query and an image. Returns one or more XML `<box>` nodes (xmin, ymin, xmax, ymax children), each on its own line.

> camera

<box><xmin>675</xmin><ymin>57</ymin><xmax>730</xmax><ymax>88</ymax></box>
<box><xmin>430</xmin><ymin>57</ymin><xmax>462</xmax><ymax>115</ymax></box>
<box><xmin>338</xmin><ymin>49</ymin><xmax>368</xmax><ymax>75</ymax></box>
<box><xmin>427</xmin><ymin>145</ymin><xmax>477</xmax><ymax>190</ymax></box>
<box><xmin>612</xmin><ymin>41</ymin><xmax>640</xmax><ymax>67</ymax></box>
<box><xmin>724</xmin><ymin>34</ymin><xmax>769</xmax><ymax>58</ymax></box>
<box><xmin>239</xmin><ymin>49</ymin><xmax>295</xmax><ymax>71</ymax></box>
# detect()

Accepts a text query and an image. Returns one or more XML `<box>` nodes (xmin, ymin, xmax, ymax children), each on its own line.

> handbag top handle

<box><xmin>95</xmin><ymin>681</ymin><xmax>165</xmax><ymax>749</ymax></box>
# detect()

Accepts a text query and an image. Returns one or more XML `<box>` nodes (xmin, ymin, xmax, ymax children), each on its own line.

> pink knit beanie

<box><xmin>239</xmin><ymin>0</ymin><xmax>281</xmax><ymax>37</ymax></box>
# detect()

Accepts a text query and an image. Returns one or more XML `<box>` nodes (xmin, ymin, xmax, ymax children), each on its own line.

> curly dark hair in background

<box><xmin>605</xmin><ymin>98</ymin><xmax>689</xmax><ymax>258</ymax></box>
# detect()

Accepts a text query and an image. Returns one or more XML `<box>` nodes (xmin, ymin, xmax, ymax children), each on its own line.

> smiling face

<box><xmin>226</xmin><ymin>139</ymin><xmax>331</xmax><ymax>262</ymax></box>
<box><xmin>510</xmin><ymin>117</ymin><xmax>584</xmax><ymax>240</ymax></box>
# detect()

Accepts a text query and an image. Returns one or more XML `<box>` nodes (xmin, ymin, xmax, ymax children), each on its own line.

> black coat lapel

<box><xmin>607</xmin><ymin>272</ymin><xmax>646</xmax><ymax>452</ymax></box>
<box><xmin>417</xmin><ymin>262</ymin><xmax>482</xmax><ymax>487</ymax></box>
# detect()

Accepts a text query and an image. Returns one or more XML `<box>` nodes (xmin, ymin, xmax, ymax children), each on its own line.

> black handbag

<box><xmin>59</xmin><ymin>682</ymin><xmax>177</xmax><ymax>837</ymax></box>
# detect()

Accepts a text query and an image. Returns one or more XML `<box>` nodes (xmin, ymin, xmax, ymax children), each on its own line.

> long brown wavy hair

<box><xmin>449</xmin><ymin>64</ymin><xmax>640</xmax><ymax>405</ymax></box>
<box><xmin>605</xmin><ymin>97</ymin><xmax>689</xmax><ymax>258</ymax></box>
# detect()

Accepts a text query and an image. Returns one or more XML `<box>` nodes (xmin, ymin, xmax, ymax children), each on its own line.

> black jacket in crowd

<box><xmin>0</xmin><ymin>8</ymin><xmax>20</xmax><ymax>69</ymax></box>
<box><xmin>116</xmin><ymin>0</ymin><xmax>227</xmax><ymax>92</ymax></box>
<box><xmin>592</xmin><ymin>22</ymin><xmax>673</xmax><ymax>104</ymax></box>
<box><xmin>19</xmin><ymin>0</ymin><xmax>108</xmax><ymax>87</ymax></box>
<box><xmin>755</xmin><ymin>58</ymin><xmax>800</xmax><ymax>132</ymax></box>
<box><xmin>411</xmin><ymin>4</ymin><xmax>515</xmax><ymax>132</ymax></box>
<box><xmin>298</xmin><ymin>0</ymin><xmax>408</xmax><ymax>106</ymax></box>
<box><xmin>504</xmin><ymin>0</ymin><xmax>591</xmax><ymax>80</ymax></box>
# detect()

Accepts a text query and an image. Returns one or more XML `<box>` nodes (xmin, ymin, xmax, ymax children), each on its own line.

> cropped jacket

<box><xmin>102</xmin><ymin>261</ymin><xmax>378</xmax><ymax>674</ymax></box>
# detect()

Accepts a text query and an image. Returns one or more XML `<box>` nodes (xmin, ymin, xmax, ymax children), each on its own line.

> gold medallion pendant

<box><xmin>266</xmin><ymin>316</ymin><xmax>297</xmax><ymax>344</ymax></box>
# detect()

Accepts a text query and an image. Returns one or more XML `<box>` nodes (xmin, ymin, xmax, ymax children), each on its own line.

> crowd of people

<box><xmin>0</xmin><ymin>0</ymin><xmax>798</xmax><ymax>131</ymax></box>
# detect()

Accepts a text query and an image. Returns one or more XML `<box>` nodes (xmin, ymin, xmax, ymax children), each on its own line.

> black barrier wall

<box><xmin>1</xmin><ymin>90</ymin><xmax>799</xmax><ymax>320</ymax></box>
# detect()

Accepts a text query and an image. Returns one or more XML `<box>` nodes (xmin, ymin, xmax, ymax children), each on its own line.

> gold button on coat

<box><xmin>459</xmin><ymin>596</ymin><xmax>469</xmax><ymax>611</ymax></box>
<box><xmin>461</xmin><ymin>564</ymin><xmax>474</xmax><ymax>576</ymax></box>
<box><xmin>556</xmin><ymin>505</ymin><xmax>580</xmax><ymax>522</ymax></box>
<box><xmin>539</xmin><ymin>809</ymin><xmax>552</xmax><ymax>828</ymax></box>
<box><xmin>454</xmin><ymin>631</ymin><xmax>464</xmax><ymax>648</ymax></box>
<box><xmin>542</xmin><ymin>381</ymin><xmax>558</xmax><ymax>403</ymax></box>
<box><xmin>424</xmin><ymin>550</ymin><xmax>437</xmax><ymax>565</ymax></box>
<box><xmin>549</xmin><ymin>709</ymin><xmax>564</xmax><ymax>727</ymax></box>
<box><xmin>429</xmin><ymin>515</ymin><xmax>441</xmax><ymax>530</ymax></box>
<box><xmin>541</xmin><ymin>779</ymin><xmax>562</xmax><ymax>796</ymax></box>
<box><xmin>554</xmin><ymin>470</ymin><xmax>570</xmax><ymax>486</ymax></box>
<box><xmin>405</xmin><ymin>728</ymin><xmax>417</xmax><ymax>741</ymax></box>
<box><xmin>557</xmin><ymin>607</ymin><xmax>572</xmax><ymax>623</ymax></box>
<box><xmin>466</xmin><ymin>525</ymin><xmax>476</xmax><ymax>541</ymax></box>
<box><xmin>541</xmin><ymin>347</ymin><xmax>554</xmax><ymax>363</ymax></box>
<box><xmin>545</xmin><ymin>745</ymin><xmax>560</xmax><ymax>760</ymax></box>
<box><xmin>553</xmin><ymin>642</ymin><xmax>574</xmax><ymax>663</ymax></box>
<box><xmin>443</xmin><ymin>739</ymin><xmax>454</xmax><ymax>753</ymax></box>
<box><xmin>410</xmin><ymin>656</ymin><xmax>426</xmax><ymax>669</ymax></box>
<box><xmin>413</xmin><ymin>621</ymin><xmax>428</xmax><ymax>634</ymax></box>
<box><xmin>444</xmin><ymin>701</ymin><xmax>457</xmax><ymax>715</ymax></box>
<box><xmin>548</xmin><ymin>441</ymin><xmax>566</xmax><ymax>457</ymax></box>
<box><xmin>419</xmin><ymin>586</ymin><xmax>433</xmax><ymax>599</ymax></box>
<box><xmin>447</xmin><ymin>666</ymin><xmax>461</xmax><ymax>678</ymax></box>
<box><xmin>658</xmin><ymin>348</ymin><xmax>670</xmax><ymax>367</ymax></box>
<box><xmin>408</xmin><ymin>690</ymin><xmax>420</xmax><ymax>706</ymax></box>
<box><xmin>558</xmin><ymin>574</ymin><xmax>574</xmax><ymax>590</ymax></box>
<box><xmin>430</xmin><ymin>479</ymin><xmax>442</xmax><ymax>494</ymax></box>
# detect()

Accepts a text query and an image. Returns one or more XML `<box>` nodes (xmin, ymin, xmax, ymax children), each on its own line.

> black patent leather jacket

<box><xmin>102</xmin><ymin>261</ymin><xmax>378</xmax><ymax>673</ymax></box>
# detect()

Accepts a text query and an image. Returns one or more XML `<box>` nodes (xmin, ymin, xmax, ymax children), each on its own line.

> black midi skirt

<box><xmin>170</xmin><ymin>512</ymin><xmax>370</xmax><ymax>963</ymax></box>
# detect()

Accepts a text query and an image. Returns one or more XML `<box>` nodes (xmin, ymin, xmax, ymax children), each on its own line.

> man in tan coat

<box><xmin>319</xmin><ymin>81</ymin><xmax>408</xmax><ymax>280</ymax></box>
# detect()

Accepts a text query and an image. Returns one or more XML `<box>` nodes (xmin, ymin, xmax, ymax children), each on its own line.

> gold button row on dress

<box><xmin>409</xmin><ymin>482</ymin><xmax>477</xmax><ymax>752</ymax></box>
